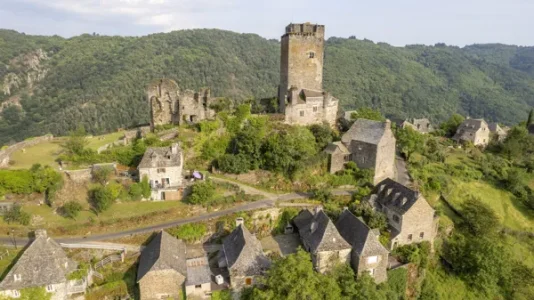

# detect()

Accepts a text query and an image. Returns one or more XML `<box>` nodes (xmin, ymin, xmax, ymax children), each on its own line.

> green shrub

<box><xmin>128</xmin><ymin>183</ymin><xmax>144</xmax><ymax>201</ymax></box>
<box><xmin>62</xmin><ymin>201</ymin><xmax>83</xmax><ymax>219</ymax></box>
<box><xmin>187</xmin><ymin>181</ymin><xmax>216</xmax><ymax>205</ymax></box>
<box><xmin>168</xmin><ymin>223</ymin><xmax>207</xmax><ymax>243</ymax></box>
<box><xmin>218</xmin><ymin>154</ymin><xmax>251</xmax><ymax>174</ymax></box>
<box><xmin>4</xmin><ymin>204</ymin><xmax>31</xmax><ymax>225</ymax></box>
<box><xmin>89</xmin><ymin>185</ymin><xmax>116</xmax><ymax>213</ymax></box>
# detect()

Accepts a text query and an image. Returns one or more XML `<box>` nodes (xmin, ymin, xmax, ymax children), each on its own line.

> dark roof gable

<box><xmin>341</xmin><ymin>119</ymin><xmax>390</xmax><ymax>145</ymax></box>
<box><xmin>137</xmin><ymin>231</ymin><xmax>187</xmax><ymax>282</ymax></box>
<box><xmin>335</xmin><ymin>210</ymin><xmax>388</xmax><ymax>256</ymax></box>
<box><xmin>222</xmin><ymin>225</ymin><xmax>270</xmax><ymax>277</ymax></box>
<box><xmin>294</xmin><ymin>209</ymin><xmax>351</xmax><ymax>253</ymax></box>
<box><xmin>369</xmin><ymin>178</ymin><xmax>420</xmax><ymax>215</ymax></box>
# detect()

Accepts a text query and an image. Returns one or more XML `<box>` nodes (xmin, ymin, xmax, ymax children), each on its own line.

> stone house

<box><xmin>137</xmin><ymin>231</ymin><xmax>187</xmax><ymax>300</ymax></box>
<box><xmin>147</xmin><ymin>78</ymin><xmax>215</xmax><ymax>130</ymax></box>
<box><xmin>366</xmin><ymin>178</ymin><xmax>438</xmax><ymax>250</ymax></box>
<box><xmin>218</xmin><ymin>220</ymin><xmax>270</xmax><ymax>289</ymax></box>
<box><xmin>278</xmin><ymin>23</ymin><xmax>339</xmax><ymax>127</ymax></box>
<box><xmin>452</xmin><ymin>118</ymin><xmax>490</xmax><ymax>146</ymax></box>
<box><xmin>488</xmin><ymin>122</ymin><xmax>509</xmax><ymax>142</ymax></box>
<box><xmin>185</xmin><ymin>256</ymin><xmax>212</xmax><ymax>299</ymax></box>
<box><xmin>401</xmin><ymin>118</ymin><xmax>434</xmax><ymax>134</ymax></box>
<box><xmin>138</xmin><ymin>143</ymin><xmax>183</xmax><ymax>200</ymax></box>
<box><xmin>335</xmin><ymin>209</ymin><xmax>389</xmax><ymax>283</ymax></box>
<box><xmin>293</xmin><ymin>207</ymin><xmax>352</xmax><ymax>273</ymax></box>
<box><xmin>325</xmin><ymin>118</ymin><xmax>396</xmax><ymax>184</ymax></box>
<box><xmin>0</xmin><ymin>230</ymin><xmax>85</xmax><ymax>300</ymax></box>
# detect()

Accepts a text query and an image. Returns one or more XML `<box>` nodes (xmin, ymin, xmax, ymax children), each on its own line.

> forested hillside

<box><xmin>1</xmin><ymin>28</ymin><xmax>534</xmax><ymax>145</ymax></box>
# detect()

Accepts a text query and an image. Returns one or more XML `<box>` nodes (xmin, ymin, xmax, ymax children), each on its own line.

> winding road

<box><xmin>0</xmin><ymin>177</ymin><xmax>354</xmax><ymax>247</ymax></box>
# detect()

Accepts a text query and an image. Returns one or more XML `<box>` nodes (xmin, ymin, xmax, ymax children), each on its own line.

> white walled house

<box><xmin>138</xmin><ymin>143</ymin><xmax>184</xmax><ymax>200</ymax></box>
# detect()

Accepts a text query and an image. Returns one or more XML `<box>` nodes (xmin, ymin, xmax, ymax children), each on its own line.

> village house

<box><xmin>218</xmin><ymin>219</ymin><xmax>270</xmax><ymax>289</ymax></box>
<box><xmin>278</xmin><ymin>23</ymin><xmax>339</xmax><ymax>127</ymax></box>
<box><xmin>488</xmin><ymin>122</ymin><xmax>509</xmax><ymax>142</ymax></box>
<box><xmin>366</xmin><ymin>178</ymin><xmax>438</xmax><ymax>250</ymax></box>
<box><xmin>336</xmin><ymin>209</ymin><xmax>389</xmax><ymax>283</ymax></box>
<box><xmin>147</xmin><ymin>78</ymin><xmax>215</xmax><ymax>130</ymax></box>
<box><xmin>401</xmin><ymin>118</ymin><xmax>434</xmax><ymax>134</ymax></box>
<box><xmin>138</xmin><ymin>143</ymin><xmax>184</xmax><ymax>201</ymax></box>
<box><xmin>0</xmin><ymin>230</ymin><xmax>86</xmax><ymax>300</ymax></box>
<box><xmin>185</xmin><ymin>256</ymin><xmax>212</xmax><ymax>299</ymax></box>
<box><xmin>137</xmin><ymin>231</ymin><xmax>187</xmax><ymax>300</ymax></box>
<box><xmin>325</xmin><ymin>118</ymin><xmax>396</xmax><ymax>184</ymax></box>
<box><xmin>452</xmin><ymin>118</ymin><xmax>490</xmax><ymax>146</ymax></box>
<box><xmin>293</xmin><ymin>207</ymin><xmax>352</xmax><ymax>273</ymax></box>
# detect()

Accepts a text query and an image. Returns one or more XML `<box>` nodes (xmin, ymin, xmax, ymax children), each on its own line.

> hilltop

<box><xmin>1</xmin><ymin>29</ymin><xmax>534</xmax><ymax>145</ymax></box>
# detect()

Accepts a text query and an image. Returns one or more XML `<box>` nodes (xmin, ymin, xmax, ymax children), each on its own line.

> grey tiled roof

<box><xmin>324</xmin><ymin>141</ymin><xmax>350</xmax><ymax>154</ymax></box>
<box><xmin>138</xmin><ymin>144</ymin><xmax>182</xmax><ymax>169</ymax></box>
<box><xmin>342</xmin><ymin>119</ymin><xmax>388</xmax><ymax>145</ymax></box>
<box><xmin>186</xmin><ymin>256</ymin><xmax>211</xmax><ymax>286</ymax></box>
<box><xmin>335</xmin><ymin>210</ymin><xmax>389</xmax><ymax>256</ymax></box>
<box><xmin>294</xmin><ymin>209</ymin><xmax>351</xmax><ymax>253</ymax></box>
<box><xmin>222</xmin><ymin>225</ymin><xmax>270</xmax><ymax>277</ymax></box>
<box><xmin>137</xmin><ymin>231</ymin><xmax>187</xmax><ymax>282</ymax></box>
<box><xmin>369</xmin><ymin>178</ymin><xmax>420</xmax><ymax>215</ymax></box>
<box><xmin>0</xmin><ymin>230</ymin><xmax>77</xmax><ymax>290</ymax></box>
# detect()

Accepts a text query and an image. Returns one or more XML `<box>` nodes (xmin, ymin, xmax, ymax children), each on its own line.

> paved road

<box><xmin>0</xmin><ymin>178</ymin><xmax>354</xmax><ymax>247</ymax></box>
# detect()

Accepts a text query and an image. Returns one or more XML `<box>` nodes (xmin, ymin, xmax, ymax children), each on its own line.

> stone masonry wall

<box><xmin>390</xmin><ymin>197</ymin><xmax>436</xmax><ymax>249</ymax></box>
<box><xmin>314</xmin><ymin>249</ymin><xmax>351</xmax><ymax>274</ymax></box>
<box><xmin>354</xmin><ymin>251</ymin><xmax>388</xmax><ymax>284</ymax></box>
<box><xmin>139</xmin><ymin>163</ymin><xmax>183</xmax><ymax>189</ymax></box>
<box><xmin>374</xmin><ymin>133</ymin><xmax>396</xmax><ymax>184</ymax></box>
<box><xmin>0</xmin><ymin>134</ymin><xmax>53</xmax><ymax>168</ymax></box>
<box><xmin>139</xmin><ymin>270</ymin><xmax>184</xmax><ymax>300</ymax></box>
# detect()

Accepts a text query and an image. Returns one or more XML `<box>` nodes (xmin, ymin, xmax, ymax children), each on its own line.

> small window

<box><xmin>369</xmin><ymin>268</ymin><xmax>375</xmax><ymax>276</ymax></box>
<box><xmin>245</xmin><ymin>277</ymin><xmax>252</xmax><ymax>285</ymax></box>
<box><xmin>300</xmin><ymin>110</ymin><xmax>305</xmax><ymax>117</ymax></box>
<box><xmin>12</xmin><ymin>290</ymin><xmax>20</xmax><ymax>297</ymax></box>
<box><xmin>367</xmin><ymin>256</ymin><xmax>378</xmax><ymax>264</ymax></box>
<box><xmin>46</xmin><ymin>285</ymin><xmax>54</xmax><ymax>292</ymax></box>
<box><xmin>343</xmin><ymin>155</ymin><xmax>351</xmax><ymax>162</ymax></box>
<box><xmin>157</xmin><ymin>168</ymin><xmax>166</xmax><ymax>173</ymax></box>
<box><xmin>408</xmin><ymin>234</ymin><xmax>413</xmax><ymax>241</ymax></box>
<box><xmin>13</xmin><ymin>274</ymin><xmax>21</xmax><ymax>281</ymax></box>
<box><xmin>195</xmin><ymin>284</ymin><xmax>202</xmax><ymax>289</ymax></box>
<box><xmin>313</xmin><ymin>106</ymin><xmax>318</xmax><ymax>112</ymax></box>
<box><xmin>420</xmin><ymin>232</ymin><xmax>424</xmax><ymax>239</ymax></box>
<box><xmin>392</xmin><ymin>215</ymin><xmax>400</xmax><ymax>223</ymax></box>
<box><xmin>309</xmin><ymin>52</ymin><xmax>315</xmax><ymax>58</ymax></box>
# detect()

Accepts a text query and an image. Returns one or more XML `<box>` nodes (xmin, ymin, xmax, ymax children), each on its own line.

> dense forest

<box><xmin>1</xmin><ymin>29</ymin><xmax>534</xmax><ymax>145</ymax></box>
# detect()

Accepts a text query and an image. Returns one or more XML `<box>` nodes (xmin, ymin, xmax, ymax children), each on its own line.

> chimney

<box><xmin>290</xmin><ymin>86</ymin><xmax>299</xmax><ymax>105</ymax></box>
<box><xmin>385</xmin><ymin>119</ymin><xmax>392</xmax><ymax>130</ymax></box>
<box><xmin>35</xmin><ymin>229</ymin><xmax>47</xmax><ymax>239</ymax></box>
<box><xmin>235</xmin><ymin>217</ymin><xmax>244</xmax><ymax>227</ymax></box>
<box><xmin>314</xmin><ymin>206</ymin><xmax>323</xmax><ymax>215</ymax></box>
<box><xmin>171</xmin><ymin>143</ymin><xmax>180</xmax><ymax>155</ymax></box>
<box><xmin>343</xmin><ymin>206</ymin><xmax>349</xmax><ymax>211</ymax></box>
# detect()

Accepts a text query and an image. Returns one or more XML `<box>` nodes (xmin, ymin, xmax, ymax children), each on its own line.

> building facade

<box><xmin>138</xmin><ymin>143</ymin><xmax>184</xmax><ymax>200</ymax></box>
<box><xmin>147</xmin><ymin>78</ymin><xmax>215</xmax><ymax>130</ymax></box>
<box><xmin>278</xmin><ymin>23</ymin><xmax>339</xmax><ymax>126</ymax></box>
<box><xmin>367</xmin><ymin>179</ymin><xmax>438</xmax><ymax>250</ymax></box>
<box><xmin>401</xmin><ymin>118</ymin><xmax>434</xmax><ymax>134</ymax></box>
<box><xmin>336</xmin><ymin>209</ymin><xmax>389</xmax><ymax>283</ymax></box>
<box><xmin>185</xmin><ymin>256</ymin><xmax>212</xmax><ymax>299</ymax></box>
<box><xmin>325</xmin><ymin>119</ymin><xmax>396</xmax><ymax>184</ymax></box>
<box><xmin>293</xmin><ymin>207</ymin><xmax>352</xmax><ymax>274</ymax></box>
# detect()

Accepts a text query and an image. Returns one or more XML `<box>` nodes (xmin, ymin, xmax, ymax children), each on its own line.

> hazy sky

<box><xmin>0</xmin><ymin>0</ymin><xmax>533</xmax><ymax>46</ymax></box>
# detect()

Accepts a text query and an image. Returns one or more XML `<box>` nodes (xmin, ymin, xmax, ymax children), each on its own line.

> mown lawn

<box><xmin>0</xmin><ymin>247</ymin><xmax>22</xmax><ymax>280</ymax></box>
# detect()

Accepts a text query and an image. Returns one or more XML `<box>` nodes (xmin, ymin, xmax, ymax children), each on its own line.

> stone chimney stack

<box><xmin>235</xmin><ymin>217</ymin><xmax>244</xmax><ymax>227</ymax></box>
<box><xmin>314</xmin><ymin>206</ymin><xmax>323</xmax><ymax>215</ymax></box>
<box><xmin>171</xmin><ymin>143</ymin><xmax>180</xmax><ymax>155</ymax></box>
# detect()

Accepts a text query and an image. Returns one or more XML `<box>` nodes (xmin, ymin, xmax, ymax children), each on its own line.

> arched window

<box><xmin>309</xmin><ymin>52</ymin><xmax>315</xmax><ymax>58</ymax></box>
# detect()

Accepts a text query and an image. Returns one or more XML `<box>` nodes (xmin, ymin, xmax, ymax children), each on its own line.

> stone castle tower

<box><xmin>278</xmin><ymin>23</ymin><xmax>338</xmax><ymax>127</ymax></box>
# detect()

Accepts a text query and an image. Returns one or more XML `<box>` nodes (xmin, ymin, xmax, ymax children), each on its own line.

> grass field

<box><xmin>7</xmin><ymin>132</ymin><xmax>124</xmax><ymax>170</ymax></box>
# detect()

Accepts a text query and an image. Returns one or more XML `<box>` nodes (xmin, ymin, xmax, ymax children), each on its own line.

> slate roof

<box><xmin>369</xmin><ymin>178</ymin><xmax>420</xmax><ymax>215</ymax></box>
<box><xmin>186</xmin><ymin>256</ymin><xmax>211</xmax><ymax>286</ymax></box>
<box><xmin>404</xmin><ymin>118</ymin><xmax>434</xmax><ymax>133</ymax></box>
<box><xmin>324</xmin><ymin>141</ymin><xmax>350</xmax><ymax>155</ymax></box>
<box><xmin>487</xmin><ymin>122</ymin><xmax>500</xmax><ymax>132</ymax></box>
<box><xmin>137</xmin><ymin>231</ymin><xmax>187</xmax><ymax>282</ymax></box>
<box><xmin>0</xmin><ymin>230</ymin><xmax>77</xmax><ymax>291</ymax></box>
<box><xmin>221</xmin><ymin>225</ymin><xmax>270</xmax><ymax>277</ymax></box>
<box><xmin>335</xmin><ymin>210</ymin><xmax>389</xmax><ymax>257</ymax></box>
<box><xmin>138</xmin><ymin>143</ymin><xmax>182</xmax><ymax>169</ymax></box>
<box><xmin>341</xmin><ymin>119</ymin><xmax>388</xmax><ymax>145</ymax></box>
<box><xmin>294</xmin><ymin>209</ymin><xmax>351</xmax><ymax>253</ymax></box>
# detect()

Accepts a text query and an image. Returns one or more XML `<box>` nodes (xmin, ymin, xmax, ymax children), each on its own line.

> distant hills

<box><xmin>1</xmin><ymin>28</ymin><xmax>534</xmax><ymax>145</ymax></box>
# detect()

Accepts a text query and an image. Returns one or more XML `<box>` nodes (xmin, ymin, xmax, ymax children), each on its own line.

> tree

<box><xmin>90</xmin><ymin>185</ymin><xmax>115</xmax><ymax>213</ymax></box>
<box><xmin>217</xmin><ymin>154</ymin><xmax>251</xmax><ymax>174</ymax></box>
<box><xmin>440</xmin><ymin>114</ymin><xmax>465</xmax><ymax>137</ymax></box>
<box><xmin>92</xmin><ymin>166</ymin><xmax>114</xmax><ymax>184</ymax></box>
<box><xmin>396</xmin><ymin>127</ymin><xmax>425</xmax><ymax>160</ymax></box>
<box><xmin>169</xmin><ymin>223</ymin><xmax>207</xmax><ymax>243</ymax></box>
<box><xmin>187</xmin><ymin>181</ymin><xmax>216</xmax><ymax>205</ymax></box>
<box><xmin>61</xmin><ymin>125</ymin><xmax>88</xmax><ymax>156</ymax></box>
<box><xmin>3</xmin><ymin>204</ymin><xmax>30</xmax><ymax>225</ymax></box>
<box><xmin>251</xmin><ymin>249</ymin><xmax>342</xmax><ymax>300</ymax></box>
<box><xmin>350</xmin><ymin>107</ymin><xmax>385</xmax><ymax>122</ymax></box>
<box><xmin>527</xmin><ymin>108</ymin><xmax>534</xmax><ymax>126</ymax></box>
<box><xmin>61</xmin><ymin>201</ymin><xmax>83</xmax><ymax>219</ymax></box>
<box><xmin>459</xmin><ymin>196</ymin><xmax>500</xmax><ymax>236</ymax></box>
<box><xmin>128</xmin><ymin>183</ymin><xmax>144</xmax><ymax>201</ymax></box>
<box><xmin>140</xmin><ymin>175</ymin><xmax>151</xmax><ymax>199</ymax></box>
<box><xmin>309</xmin><ymin>123</ymin><xmax>334</xmax><ymax>150</ymax></box>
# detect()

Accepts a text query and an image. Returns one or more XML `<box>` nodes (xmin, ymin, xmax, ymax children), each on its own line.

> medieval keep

<box><xmin>147</xmin><ymin>78</ymin><xmax>215</xmax><ymax>130</ymax></box>
<box><xmin>325</xmin><ymin>118</ymin><xmax>396</xmax><ymax>184</ymax></box>
<box><xmin>366</xmin><ymin>178</ymin><xmax>438</xmax><ymax>250</ymax></box>
<box><xmin>138</xmin><ymin>143</ymin><xmax>184</xmax><ymax>200</ymax></box>
<box><xmin>278</xmin><ymin>23</ymin><xmax>339</xmax><ymax>126</ymax></box>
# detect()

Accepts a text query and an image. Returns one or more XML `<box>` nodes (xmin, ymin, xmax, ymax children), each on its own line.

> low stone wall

<box><xmin>64</xmin><ymin>169</ymin><xmax>92</xmax><ymax>183</ymax></box>
<box><xmin>0</xmin><ymin>134</ymin><xmax>53</xmax><ymax>168</ymax></box>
